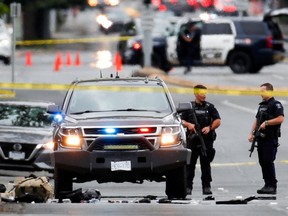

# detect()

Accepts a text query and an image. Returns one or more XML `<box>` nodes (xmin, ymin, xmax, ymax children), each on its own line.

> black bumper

<box><xmin>51</xmin><ymin>148</ymin><xmax>191</xmax><ymax>175</ymax></box>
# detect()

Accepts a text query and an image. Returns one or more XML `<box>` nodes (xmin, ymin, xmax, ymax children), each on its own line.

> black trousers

<box><xmin>186</xmin><ymin>145</ymin><xmax>215</xmax><ymax>189</ymax></box>
<box><xmin>257</xmin><ymin>137</ymin><xmax>278</xmax><ymax>187</ymax></box>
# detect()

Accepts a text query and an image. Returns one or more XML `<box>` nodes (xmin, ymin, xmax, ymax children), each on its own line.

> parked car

<box><xmin>0</xmin><ymin>19</ymin><xmax>11</xmax><ymax>65</ymax></box>
<box><xmin>165</xmin><ymin>10</ymin><xmax>286</xmax><ymax>74</ymax></box>
<box><xmin>47</xmin><ymin>76</ymin><xmax>191</xmax><ymax>200</ymax></box>
<box><xmin>0</xmin><ymin>101</ymin><xmax>55</xmax><ymax>172</ymax></box>
<box><xmin>96</xmin><ymin>6</ymin><xmax>132</xmax><ymax>34</ymax></box>
<box><xmin>117</xmin><ymin>17</ymin><xmax>173</xmax><ymax>71</ymax></box>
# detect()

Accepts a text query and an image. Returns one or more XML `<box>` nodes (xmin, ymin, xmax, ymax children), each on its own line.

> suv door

<box><xmin>201</xmin><ymin>21</ymin><xmax>235</xmax><ymax>64</ymax></box>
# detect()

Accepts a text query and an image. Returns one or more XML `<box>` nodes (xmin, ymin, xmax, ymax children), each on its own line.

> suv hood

<box><xmin>63</xmin><ymin>113</ymin><xmax>178</xmax><ymax>127</ymax></box>
<box><xmin>0</xmin><ymin>127</ymin><xmax>52</xmax><ymax>143</ymax></box>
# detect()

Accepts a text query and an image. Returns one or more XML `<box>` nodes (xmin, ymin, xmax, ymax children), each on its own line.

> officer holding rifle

<box><xmin>248</xmin><ymin>83</ymin><xmax>284</xmax><ymax>195</ymax></box>
<box><xmin>181</xmin><ymin>84</ymin><xmax>221</xmax><ymax>196</ymax></box>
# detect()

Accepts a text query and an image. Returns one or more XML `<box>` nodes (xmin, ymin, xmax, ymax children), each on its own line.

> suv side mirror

<box><xmin>177</xmin><ymin>102</ymin><xmax>192</xmax><ymax>113</ymax></box>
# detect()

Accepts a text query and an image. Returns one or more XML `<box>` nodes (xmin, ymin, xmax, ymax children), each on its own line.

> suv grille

<box><xmin>0</xmin><ymin>142</ymin><xmax>37</xmax><ymax>160</ymax></box>
<box><xmin>82</xmin><ymin>126</ymin><xmax>159</xmax><ymax>151</ymax></box>
<box><xmin>84</xmin><ymin>127</ymin><xmax>157</xmax><ymax>135</ymax></box>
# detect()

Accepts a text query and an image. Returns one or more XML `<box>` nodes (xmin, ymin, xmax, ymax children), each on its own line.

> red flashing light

<box><xmin>158</xmin><ymin>4</ymin><xmax>167</xmax><ymax>11</ymax></box>
<box><xmin>223</xmin><ymin>5</ymin><xmax>237</xmax><ymax>12</ymax></box>
<box><xmin>152</xmin><ymin>0</ymin><xmax>161</xmax><ymax>7</ymax></box>
<box><xmin>133</xmin><ymin>42</ymin><xmax>142</xmax><ymax>50</ymax></box>
<box><xmin>266</xmin><ymin>36</ymin><xmax>273</xmax><ymax>48</ymax></box>
<box><xmin>200</xmin><ymin>0</ymin><xmax>213</xmax><ymax>7</ymax></box>
<box><xmin>139</xmin><ymin>128</ymin><xmax>150</xmax><ymax>133</ymax></box>
<box><xmin>187</xmin><ymin>0</ymin><xmax>198</xmax><ymax>6</ymax></box>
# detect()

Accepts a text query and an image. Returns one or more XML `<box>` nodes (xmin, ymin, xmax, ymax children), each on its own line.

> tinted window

<box><xmin>238</xmin><ymin>21</ymin><xmax>268</xmax><ymax>35</ymax></box>
<box><xmin>202</xmin><ymin>23</ymin><xmax>232</xmax><ymax>35</ymax></box>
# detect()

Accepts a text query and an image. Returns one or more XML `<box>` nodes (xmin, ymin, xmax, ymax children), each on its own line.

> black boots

<box><xmin>257</xmin><ymin>186</ymin><xmax>277</xmax><ymax>195</ymax></box>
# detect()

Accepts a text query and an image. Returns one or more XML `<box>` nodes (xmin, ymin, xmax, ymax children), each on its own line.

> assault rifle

<box><xmin>189</xmin><ymin>104</ymin><xmax>207</xmax><ymax>157</ymax></box>
<box><xmin>249</xmin><ymin>114</ymin><xmax>266</xmax><ymax>157</ymax></box>
<box><xmin>249</xmin><ymin>128</ymin><xmax>260</xmax><ymax>157</ymax></box>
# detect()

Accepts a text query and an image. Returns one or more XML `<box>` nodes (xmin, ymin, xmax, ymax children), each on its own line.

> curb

<box><xmin>136</xmin><ymin>67</ymin><xmax>288</xmax><ymax>96</ymax></box>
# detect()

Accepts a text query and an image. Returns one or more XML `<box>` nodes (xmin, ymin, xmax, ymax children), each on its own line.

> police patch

<box><xmin>276</xmin><ymin>103</ymin><xmax>282</xmax><ymax>109</ymax></box>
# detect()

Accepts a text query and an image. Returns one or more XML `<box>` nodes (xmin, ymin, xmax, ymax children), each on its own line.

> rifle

<box><xmin>249</xmin><ymin>128</ymin><xmax>260</xmax><ymax>157</ymax></box>
<box><xmin>189</xmin><ymin>104</ymin><xmax>207</xmax><ymax>157</ymax></box>
<box><xmin>249</xmin><ymin>114</ymin><xmax>266</xmax><ymax>157</ymax></box>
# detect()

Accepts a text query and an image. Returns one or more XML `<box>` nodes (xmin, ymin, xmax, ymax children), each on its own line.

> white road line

<box><xmin>272</xmin><ymin>74</ymin><xmax>285</xmax><ymax>80</ymax></box>
<box><xmin>221</xmin><ymin>100</ymin><xmax>256</xmax><ymax>114</ymax></box>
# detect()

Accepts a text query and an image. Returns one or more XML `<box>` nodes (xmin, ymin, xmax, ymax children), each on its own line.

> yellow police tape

<box><xmin>1</xmin><ymin>82</ymin><xmax>288</xmax><ymax>97</ymax></box>
<box><xmin>16</xmin><ymin>36</ymin><xmax>132</xmax><ymax>46</ymax></box>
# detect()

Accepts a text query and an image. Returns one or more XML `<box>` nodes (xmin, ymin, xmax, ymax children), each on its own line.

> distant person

<box><xmin>248</xmin><ymin>83</ymin><xmax>284</xmax><ymax>195</ymax></box>
<box><xmin>176</xmin><ymin>23</ymin><xmax>201</xmax><ymax>74</ymax></box>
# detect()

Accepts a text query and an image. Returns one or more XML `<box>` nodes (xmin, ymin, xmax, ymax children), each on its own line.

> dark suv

<box><xmin>166</xmin><ymin>13</ymin><xmax>286</xmax><ymax>74</ymax></box>
<box><xmin>47</xmin><ymin>77</ymin><xmax>191</xmax><ymax>200</ymax></box>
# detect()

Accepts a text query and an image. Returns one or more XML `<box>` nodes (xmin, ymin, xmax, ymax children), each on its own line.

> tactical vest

<box><xmin>191</xmin><ymin>101</ymin><xmax>211</xmax><ymax>128</ymax></box>
<box><xmin>257</xmin><ymin>99</ymin><xmax>281</xmax><ymax>138</ymax></box>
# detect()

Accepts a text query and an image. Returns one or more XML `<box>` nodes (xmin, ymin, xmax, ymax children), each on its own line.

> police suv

<box><xmin>166</xmin><ymin>11</ymin><xmax>286</xmax><ymax>74</ymax></box>
<box><xmin>47</xmin><ymin>76</ymin><xmax>192</xmax><ymax>200</ymax></box>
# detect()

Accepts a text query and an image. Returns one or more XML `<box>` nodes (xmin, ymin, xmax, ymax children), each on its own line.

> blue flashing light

<box><xmin>105</xmin><ymin>128</ymin><xmax>116</xmax><ymax>134</ymax></box>
<box><xmin>54</xmin><ymin>113</ymin><xmax>63</xmax><ymax>123</ymax></box>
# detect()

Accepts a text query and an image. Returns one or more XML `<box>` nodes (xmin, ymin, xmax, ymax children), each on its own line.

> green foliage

<box><xmin>0</xmin><ymin>2</ymin><xmax>9</xmax><ymax>16</ymax></box>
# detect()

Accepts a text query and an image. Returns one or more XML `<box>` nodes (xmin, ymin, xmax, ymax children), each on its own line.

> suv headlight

<box><xmin>160</xmin><ymin>126</ymin><xmax>181</xmax><ymax>147</ymax></box>
<box><xmin>59</xmin><ymin>127</ymin><xmax>82</xmax><ymax>148</ymax></box>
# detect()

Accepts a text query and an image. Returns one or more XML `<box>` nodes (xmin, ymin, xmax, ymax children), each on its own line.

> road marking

<box><xmin>221</xmin><ymin>100</ymin><xmax>256</xmax><ymax>114</ymax></box>
<box><xmin>209</xmin><ymin>160</ymin><xmax>288</xmax><ymax>167</ymax></box>
<box><xmin>272</xmin><ymin>74</ymin><xmax>285</xmax><ymax>80</ymax></box>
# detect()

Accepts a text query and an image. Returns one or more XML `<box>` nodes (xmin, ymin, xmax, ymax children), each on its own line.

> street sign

<box><xmin>10</xmin><ymin>3</ymin><xmax>21</xmax><ymax>17</ymax></box>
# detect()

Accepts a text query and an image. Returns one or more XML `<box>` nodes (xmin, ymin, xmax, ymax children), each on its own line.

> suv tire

<box><xmin>229</xmin><ymin>51</ymin><xmax>251</xmax><ymax>74</ymax></box>
<box><xmin>165</xmin><ymin>165</ymin><xmax>187</xmax><ymax>199</ymax></box>
<box><xmin>248</xmin><ymin>64</ymin><xmax>263</xmax><ymax>74</ymax></box>
<box><xmin>54</xmin><ymin>167</ymin><xmax>73</xmax><ymax>199</ymax></box>
<box><xmin>3</xmin><ymin>57</ymin><xmax>10</xmax><ymax>65</ymax></box>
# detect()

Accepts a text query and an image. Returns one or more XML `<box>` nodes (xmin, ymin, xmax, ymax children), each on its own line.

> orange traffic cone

<box><xmin>66</xmin><ymin>51</ymin><xmax>72</xmax><ymax>66</ymax></box>
<box><xmin>75</xmin><ymin>52</ymin><xmax>81</xmax><ymax>66</ymax></box>
<box><xmin>114</xmin><ymin>52</ymin><xmax>122</xmax><ymax>72</ymax></box>
<box><xmin>25</xmin><ymin>51</ymin><xmax>32</xmax><ymax>66</ymax></box>
<box><xmin>54</xmin><ymin>52</ymin><xmax>62</xmax><ymax>72</ymax></box>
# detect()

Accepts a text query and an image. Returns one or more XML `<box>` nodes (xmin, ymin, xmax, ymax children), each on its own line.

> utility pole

<box><xmin>142</xmin><ymin>0</ymin><xmax>153</xmax><ymax>67</ymax></box>
<box><xmin>10</xmin><ymin>2</ymin><xmax>21</xmax><ymax>87</ymax></box>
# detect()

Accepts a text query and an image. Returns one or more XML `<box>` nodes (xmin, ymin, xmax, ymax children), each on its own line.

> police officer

<box><xmin>248</xmin><ymin>83</ymin><xmax>284</xmax><ymax>195</ymax></box>
<box><xmin>176</xmin><ymin>22</ymin><xmax>201</xmax><ymax>74</ymax></box>
<box><xmin>181</xmin><ymin>84</ymin><xmax>221</xmax><ymax>195</ymax></box>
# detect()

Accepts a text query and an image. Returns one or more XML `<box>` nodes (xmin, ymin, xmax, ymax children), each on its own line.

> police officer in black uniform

<box><xmin>181</xmin><ymin>84</ymin><xmax>221</xmax><ymax>195</ymax></box>
<box><xmin>248</xmin><ymin>83</ymin><xmax>284</xmax><ymax>195</ymax></box>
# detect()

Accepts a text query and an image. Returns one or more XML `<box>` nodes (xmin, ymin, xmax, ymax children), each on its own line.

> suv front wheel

<box><xmin>228</xmin><ymin>51</ymin><xmax>251</xmax><ymax>74</ymax></box>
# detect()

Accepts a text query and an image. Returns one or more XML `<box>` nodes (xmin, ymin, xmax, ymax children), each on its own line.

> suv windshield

<box><xmin>67</xmin><ymin>85</ymin><xmax>172</xmax><ymax>115</ymax></box>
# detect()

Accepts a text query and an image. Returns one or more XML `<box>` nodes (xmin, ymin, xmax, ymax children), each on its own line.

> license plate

<box><xmin>111</xmin><ymin>161</ymin><xmax>131</xmax><ymax>171</ymax></box>
<box><xmin>9</xmin><ymin>151</ymin><xmax>25</xmax><ymax>160</ymax></box>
